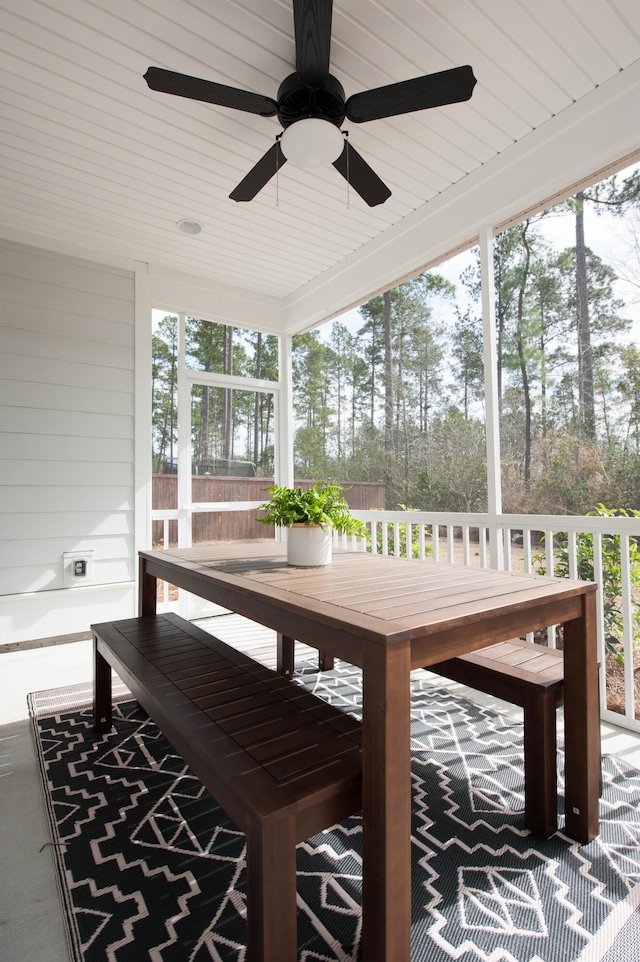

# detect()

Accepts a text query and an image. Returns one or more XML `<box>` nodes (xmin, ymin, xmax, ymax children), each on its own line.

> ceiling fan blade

<box><xmin>229</xmin><ymin>142</ymin><xmax>287</xmax><ymax>202</ymax></box>
<box><xmin>333</xmin><ymin>142</ymin><xmax>391</xmax><ymax>207</ymax></box>
<box><xmin>293</xmin><ymin>0</ymin><xmax>333</xmax><ymax>88</ymax></box>
<box><xmin>144</xmin><ymin>66</ymin><xmax>277</xmax><ymax>117</ymax></box>
<box><xmin>345</xmin><ymin>65</ymin><xmax>477</xmax><ymax>123</ymax></box>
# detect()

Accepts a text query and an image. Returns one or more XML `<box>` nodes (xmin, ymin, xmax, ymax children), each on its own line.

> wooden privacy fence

<box><xmin>152</xmin><ymin>476</ymin><xmax>385</xmax><ymax>544</ymax></box>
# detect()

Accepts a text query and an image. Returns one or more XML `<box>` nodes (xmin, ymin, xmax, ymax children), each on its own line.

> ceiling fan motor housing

<box><xmin>277</xmin><ymin>73</ymin><xmax>346</xmax><ymax>128</ymax></box>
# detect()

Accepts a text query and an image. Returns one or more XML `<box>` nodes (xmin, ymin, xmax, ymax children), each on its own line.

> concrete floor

<box><xmin>2</xmin><ymin>619</ymin><xmax>640</xmax><ymax>962</ymax></box>
<box><xmin>1</xmin><ymin>638</ymin><xmax>95</xmax><ymax>962</ymax></box>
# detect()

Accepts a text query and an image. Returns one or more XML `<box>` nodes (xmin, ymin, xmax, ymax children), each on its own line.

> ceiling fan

<box><xmin>144</xmin><ymin>0</ymin><xmax>477</xmax><ymax>207</ymax></box>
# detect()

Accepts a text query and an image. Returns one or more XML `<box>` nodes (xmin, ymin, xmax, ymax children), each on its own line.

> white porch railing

<box><xmin>150</xmin><ymin>505</ymin><xmax>640</xmax><ymax>734</ymax></box>
<box><xmin>348</xmin><ymin>509</ymin><xmax>640</xmax><ymax>734</ymax></box>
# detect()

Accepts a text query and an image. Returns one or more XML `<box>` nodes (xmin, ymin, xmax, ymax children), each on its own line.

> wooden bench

<box><xmin>92</xmin><ymin>613</ymin><xmax>362</xmax><ymax>962</ymax></box>
<box><xmin>428</xmin><ymin>638</ymin><xmax>564</xmax><ymax>838</ymax></box>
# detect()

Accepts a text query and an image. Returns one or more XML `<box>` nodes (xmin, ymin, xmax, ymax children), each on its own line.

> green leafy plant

<box><xmin>534</xmin><ymin>504</ymin><xmax>640</xmax><ymax>661</ymax></box>
<box><xmin>258</xmin><ymin>482</ymin><xmax>370</xmax><ymax>539</ymax></box>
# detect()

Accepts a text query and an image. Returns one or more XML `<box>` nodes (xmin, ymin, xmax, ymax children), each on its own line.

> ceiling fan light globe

<box><xmin>280</xmin><ymin>118</ymin><xmax>344</xmax><ymax>168</ymax></box>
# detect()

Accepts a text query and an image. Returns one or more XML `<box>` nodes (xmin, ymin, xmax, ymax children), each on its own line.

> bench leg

<box><xmin>245</xmin><ymin>815</ymin><xmax>297</xmax><ymax>962</ymax></box>
<box><xmin>278</xmin><ymin>633</ymin><xmax>335</xmax><ymax>675</ymax></box>
<box><xmin>523</xmin><ymin>690</ymin><xmax>558</xmax><ymax>838</ymax></box>
<box><xmin>277</xmin><ymin>633</ymin><xmax>295</xmax><ymax>679</ymax></box>
<box><xmin>93</xmin><ymin>635</ymin><xmax>112</xmax><ymax>732</ymax></box>
<box><xmin>318</xmin><ymin>650</ymin><xmax>335</xmax><ymax>671</ymax></box>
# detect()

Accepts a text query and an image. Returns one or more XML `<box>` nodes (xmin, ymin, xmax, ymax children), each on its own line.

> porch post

<box><xmin>277</xmin><ymin>332</ymin><xmax>295</xmax><ymax>489</ymax></box>
<box><xmin>177</xmin><ymin>313</ymin><xmax>192</xmax><ymax>550</ymax></box>
<box><xmin>480</xmin><ymin>225</ymin><xmax>504</xmax><ymax>569</ymax></box>
<box><xmin>134</xmin><ymin>262</ymin><xmax>152</xmax><ymax>561</ymax></box>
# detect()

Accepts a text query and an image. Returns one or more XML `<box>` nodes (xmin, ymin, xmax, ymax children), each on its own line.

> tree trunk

<box><xmin>517</xmin><ymin>223</ymin><xmax>533</xmax><ymax>484</ymax></box>
<box><xmin>575</xmin><ymin>191</ymin><xmax>596</xmax><ymax>438</ymax></box>
<box><xmin>223</xmin><ymin>326</ymin><xmax>234</xmax><ymax>460</ymax></box>
<box><xmin>167</xmin><ymin>344</ymin><xmax>177</xmax><ymax>467</ymax></box>
<box><xmin>201</xmin><ymin>386</ymin><xmax>210</xmax><ymax>462</ymax></box>
<box><xmin>494</xmin><ymin>260</ymin><xmax>506</xmax><ymax>416</ymax></box>
<box><xmin>383</xmin><ymin>290</ymin><xmax>393</xmax><ymax>453</ymax></box>
<box><xmin>253</xmin><ymin>333</ymin><xmax>262</xmax><ymax>465</ymax></box>
<box><xmin>264</xmin><ymin>396</ymin><xmax>272</xmax><ymax>457</ymax></box>
<box><xmin>539</xmin><ymin>326</ymin><xmax>547</xmax><ymax>441</ymax></box>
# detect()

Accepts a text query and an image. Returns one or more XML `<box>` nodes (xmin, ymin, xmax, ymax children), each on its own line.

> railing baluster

<box><xmin>520</xmin><ymin>528</ymin><xmax>534</xmax><ymax>641</ymax></box>
<box><xmin>504</xmin><ymin>528</ymin><xmax>512</xmax><ymax>571</ymax></box>
<box><xmin>447</xmin><ymin>524</ymin><xmax>455</xmax><ymax>564</ymax></box>
<box><xmin>523</xmin><ymin>529</ymin><xmax>532</xmax><ymax>574</ymax></box>
<box><xmin>620</xmin><ymin>533</ymin><xmax>635</xmax><ymax>720</ymax></box>
<box><xmin>567</xmin><ymin>530</ymin><xmax>578</xmax><ymax>580</ymax></box>
<box><xmin>479</xmin><ymin>527</ymin><xmax>487</xmax><ymax>568</ymax></box>
<box><xmin>592</xmin><ymin>532</ymin><xmax>607</xmax><ymax>712</ymax></box>
<box><xmin>406</xmin><ymin>523</ymin><xmax>414</xmax><ymax>560</ymax></box>
<box><xmin>418</xmin><ymin>522</ymin><xmax>426</xmax><ymax>560</ymax></box>
<box><xmin>393</xmin><ymin>522</ymin><xmax>401</xmax><ymax>558</ymax></box>
<box><xmin>543</xmin><ymin>529</ymin><xmax>557</xmax><ymax>649</ymax></box>
<box><xmin>369</xmin><ymin>521</ymin><xmax>377</xmax><ymax>553</ymax></box>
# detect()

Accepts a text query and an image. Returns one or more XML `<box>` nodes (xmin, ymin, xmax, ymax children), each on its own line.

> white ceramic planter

<box><xmin>286</xmin><ymin>524</ymin><xmax>332</xmax><ymax>566</ymax></box>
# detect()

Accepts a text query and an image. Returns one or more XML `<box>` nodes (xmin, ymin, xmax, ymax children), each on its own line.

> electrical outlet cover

<box><xmin>63</xmin><ymin>550</ymin><xmax>94</xmax><ymax>587</ymax></box>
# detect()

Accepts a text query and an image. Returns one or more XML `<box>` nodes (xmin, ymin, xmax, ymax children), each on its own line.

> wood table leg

<box><xmin>563</xmin><ymin>589</ymin><xmax>600</xmax><ymax>842</ymax></box>
<box><xmin>361</xmin><ymin>642</ymin><xmax>412</xmax><ymax>962</ymax></box>
<box><xmin>138</xmin><ymin>555</ymin><xmax>157</xmax><ymax>616</ymax></box>
<box><xmin>523</xmin><ymin>687</ymin><xmax>558</xmax><ymax>838</ymax></box>
<box><xmin>245</xmin><ymin>813</ymin><xmax>297</xmax><ymax>962</ymax></box>
<box><xmin>93</xmin><ymin>636</ymin><xmax>112</xmax><ymax>732</ymax></box>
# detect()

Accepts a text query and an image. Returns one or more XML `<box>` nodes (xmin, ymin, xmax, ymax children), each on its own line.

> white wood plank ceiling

<box><xmin>1</xmin><ymin>0</ymin><xmax>639</xmax><ymax>311</ymax></box>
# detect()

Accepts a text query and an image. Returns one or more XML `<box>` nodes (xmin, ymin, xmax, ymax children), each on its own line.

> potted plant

<box><xmin>258</xmin><ymin>481</ymin><xmax>369</xmax><ymax>566</ymax></box>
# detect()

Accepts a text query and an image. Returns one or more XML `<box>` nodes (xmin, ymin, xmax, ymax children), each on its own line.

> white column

<box><xmin>274</xmin><ymin>333</ymin><xmax>294</xmax><ymax>545</ymax></box>
<box><xmin>177</xmin><ymin>313</ymin><xmax>192</xmax><ymax>549</ymax></box>
<box><xmin>480</xmin><ymin>225</ymin><xmax>504</xmax><ymax>569</ymax></box>
<box><xmin>134</xmin><ymin>262</ymin><xmax>152</xmax><ymax>566</ymax></box>
<box><xmin>277</xmin><ymin>333</ymin><xmax>294</xmax><ymax>488</ymax></box>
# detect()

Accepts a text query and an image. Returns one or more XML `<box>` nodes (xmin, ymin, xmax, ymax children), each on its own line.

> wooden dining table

<box><xmin>138</xmin><ymin>542</ymin><xmax>600</xmax><ymax>962</ymax></box>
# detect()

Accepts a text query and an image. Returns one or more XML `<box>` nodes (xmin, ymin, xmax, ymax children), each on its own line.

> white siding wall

<box><xmin>0</xmin><ymin>240</ymin><xmax>137</xmax><ymax>643</ymax></box>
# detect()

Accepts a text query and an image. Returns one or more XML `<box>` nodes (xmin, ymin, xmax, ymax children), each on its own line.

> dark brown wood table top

<box><xmin>139</xmin><ymin>541</ymin><xmax>593</xmax><ymax>652</ymax></box>
<box><xmin>138</xmin><ymin>543</ymin><xmax>600</xmax><ymax>962</ymax></box>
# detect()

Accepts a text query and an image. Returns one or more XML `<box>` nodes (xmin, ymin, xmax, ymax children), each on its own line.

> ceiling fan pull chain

<box><xmin>275</xmin><ymin>136</ymin><xmax>281</xmax><ymax>207</ymax></box>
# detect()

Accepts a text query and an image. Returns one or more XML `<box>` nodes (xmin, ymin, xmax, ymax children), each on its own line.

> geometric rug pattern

<box><xmin>29</xmin><ymin>661</ymin><xmax>640</xmax><ymax>962</ymax></box>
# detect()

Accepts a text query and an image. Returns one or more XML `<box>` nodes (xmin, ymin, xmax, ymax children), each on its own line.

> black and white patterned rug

<box><xmin>29</xmin><ymin>661</ymin><xmax>640</xmax><ymax>962</ymax></box>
